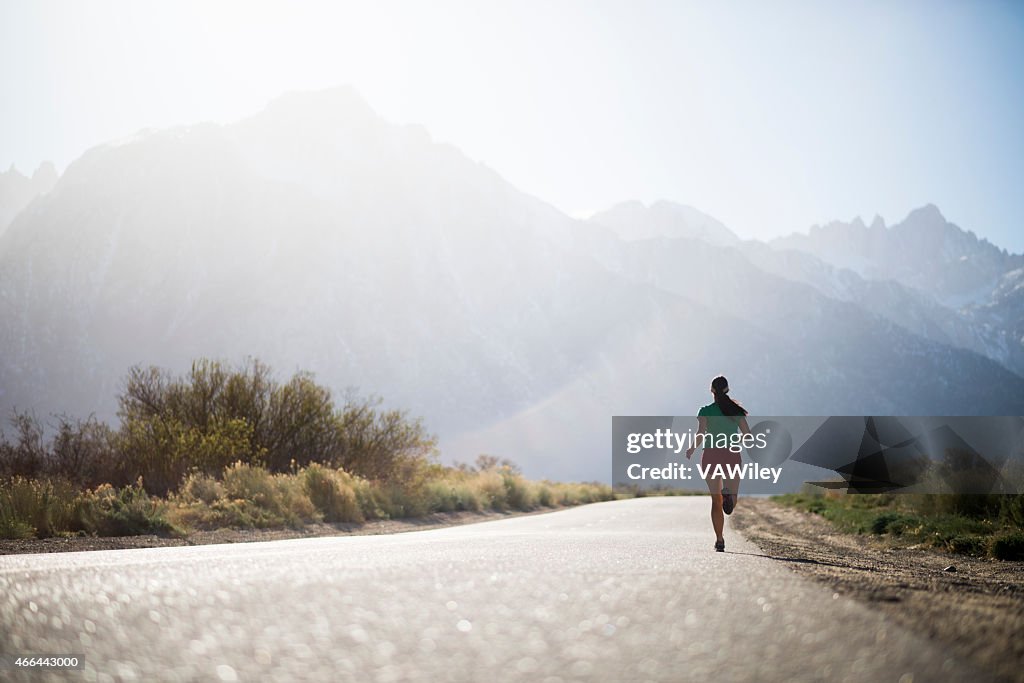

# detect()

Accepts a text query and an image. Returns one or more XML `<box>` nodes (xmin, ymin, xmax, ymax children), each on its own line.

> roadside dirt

<box><xmin>0</xmin><ymin>508</ymin><xmax>548</xmax><ymax>556</ymax></box>
<box><xmin>730</xmin><ymin>498</ymin><xmax>1024</xmax><ymax>683</ymax></box>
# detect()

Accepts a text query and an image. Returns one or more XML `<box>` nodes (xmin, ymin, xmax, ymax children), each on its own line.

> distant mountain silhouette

<box><xmin>766</xmin><ymin>207</ymin><xmax>1024</xmax><ymax>374</ymax></box>
<box><xmin>772</xmin><ymin>206</ymin><xmax>1024</xmax><ymax>307</ymax></box>
<box><xmin>2</xmin><ymin>87</ymin><xmax>1022</xmax><ymax>480</ymax></box>
<box><xmin>0</xmin><ymin>161</ymin><xmax>58</xmax><ymax>234</ymax></box>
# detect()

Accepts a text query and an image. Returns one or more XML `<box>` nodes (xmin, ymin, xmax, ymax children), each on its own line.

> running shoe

<box><xmin>715</xmin><ymin>539</ymin><xmax>725</xmax><ymax>552</ymax></box>
<box><xmin>722</xmin><ymin>487</ymin><xmax>736</xmax><ymax>515</ymax></box>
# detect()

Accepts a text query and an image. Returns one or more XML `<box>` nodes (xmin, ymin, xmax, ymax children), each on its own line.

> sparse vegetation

<box><xmin>0</xmin><ymin>359</ymin><xmax>614</xmax><ymax>541</ymax></box>
<box><xmin>0</xmin><ymin>459</ymin><xmax>614</xmax><ymax>539</ymax></box>
<box><xmin>162</xmin><ymin>458</ymin><xmax>612</xmax><ymax>533</ymax></box>
<box><xmin>114</xmin><ymin>358</ymin><xmax>437</xmax><ymax>493</ymax></box>
<box><xmin>775</xmin><ymin>488</ymin><xmax>1024</xmax><ymax>561</ymax></box>
<box><xmin>0</xmin><ymin>476</ymin><xmax>178</xmax><ymax>539</ymax></box>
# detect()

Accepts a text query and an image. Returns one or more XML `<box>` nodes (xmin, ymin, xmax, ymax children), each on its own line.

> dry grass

<box><xmin>775</xmin><ymin>488</ymin><xmax>1024</xmax><ymax>561</ymax></box>
<box><xmin>0</xmin><ymin>476</ymin><xmax>178</xmax><ymax>539</ymax></box>
<box><xmin>2</xmin><ymin>462</ymin><xmax>615</xmax><ymax>539</ymax></box>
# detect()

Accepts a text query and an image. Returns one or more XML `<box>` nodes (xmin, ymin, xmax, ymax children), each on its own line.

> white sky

<box><xmin>2</xmin><ymin>0</ymin><xmax>1023</xmax><ymax>249</ymax></box>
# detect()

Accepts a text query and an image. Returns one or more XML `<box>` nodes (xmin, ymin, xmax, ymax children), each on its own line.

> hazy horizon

<box><xmin>3</xmin><ymin>0</ymin><xmax>1024</xmax><ymax>250</ymax></box>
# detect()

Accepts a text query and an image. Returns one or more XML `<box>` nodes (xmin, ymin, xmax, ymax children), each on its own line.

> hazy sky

<box><xmin>3</xmin><ymin>0</ymin><xmax>1023</xmax><ymax>250</ymax></box>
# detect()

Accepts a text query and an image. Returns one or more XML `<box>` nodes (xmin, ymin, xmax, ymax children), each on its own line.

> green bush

<box><xmin>910</xmin><ymin>493</ymin><xmax>1002</xmax><ymax>520</ymax></box>
<box><xmin>421</xmin><ymin>480</ymin><xmax>449</xmax><ymax>512</ymax></box>
<box><xmin>348</xmin><ymin>476</ymin><xmax>390</xmax><ymax>520</ymax></box>
<box><xmin>0</xmin><ymin>478</ymin><xmax>47</xmax><ymax>538</ymax></box>
<box><xmin>164</xmin><ymin>461</ymin><xmax>613</xmax><ymax>531</ymax></box>
<box><xmin>775</xmin><ymin>490</ymin><xmax>1024</xmax><ymax>561</ymax></box>
<box><xmin>302</xmin><ymin>464</ymin><xmax>363</xmax><ymax>523</ymax></box>
<box><xmin>448</xmin><ymin>480</ymin><xmax>484</xmax><ymax>512</ymax></box>
<box><xmin>805</xmin><ymin>498</ymin><xmax>827</xmax><ymax>514</ymax></box>
<box><xmin>75</xmin><ymin>480</ymin><xmax>179</xmax><ymax>537</ymax></box>
<box><xmin>502</xmin><ymin>471</ymin><xmax>537</xmax><ymax>511</ymax></box>
<box><xmin>536</xmin><ymin>484</ymin><xmax>554</xmax><ymax>507</ymax></box>
<box><xmin>216</xmin><ymin>462</ymin><xmax>317</xmax><ymax>528</ymax></box>
<box><xmin>1000</xmin><ymin>495</ymin><xmax>1024</xmax><ymax>528</ymax></box>
<box><xmin>420</xmin><ymin>475</ymin><xmax>487</xmax><ymax>513</ymax></box>
<box><xmin>222</xmin><ymin>461</ymin><xmax>279</xmax><ymax>508</ymax></box>
<box><xmin>474</xmin><ymin>470</ymin><xmax>508</xmax><ymax>511</ymax></box>
<box><xmin>989</xmin><ymin>531</ymin><xmax>1024</xmax><ymax>561</ymax></box>
<box><xmin>171</xmin><ymin>462</ymin><xmax>315</xmax><ymax>530</ymax></box>
<box><xmin>0</xmin><ymin>476</ymin><xmax>180</xmax><ymax>539</ymax></box>
<box><xmin>945</xmin><ymin>535</ymin><xmax>987</xmax><ymax>556</ymax></box>
<box><xmin>179</xmin><ymin>471</ymin><xmax>225</xmax><ymax>505</ymax></box>
<box><xmin>870</xmin><ymin>512</ymin><xmax>921</xmax><ymax>536</ymax></box>
<box><xmin>2</xmin><ymin>358</ymin><xmax>438</xmax><ymax>498</ymax></box>
<box><xmin>0</xmin><ymin>477</ymin><xmax>79</xmax><ymax>538</ymax></box>
<box><xmin>556</xmin><ymin>482</ymin><xmax>613</xmax><ymax>505</ymax></box>
<box><xmin>115</xmin><ymin>414</ymin><xmax>259</xmax><ymax>496</ymax></box>
<box><xmin>117</xmin><ymin>359</ymin><xmax>437</xmax><ymax>488</ymax></box>
<box><xmin>376</xmin><ymin>481</ymin><xmax>431</xmax><ymax>519</ymax></box>
<box><xmin>0</xmin><ymin>517</ymin><xmax>35</xmax><ymax>539</ymax></box>
<box><xmin>3</xmin><ymin>376</ymin><xmax>618</xmax><ymax>538</ymax></box>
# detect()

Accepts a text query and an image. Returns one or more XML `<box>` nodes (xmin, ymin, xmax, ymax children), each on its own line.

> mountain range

<box><xmin>0</xmin><ymin>161</ymin><xmax>58</xmax><ymax>235</ymax></box>
<box><xmin>2</xmin><ymin>87</ymin><xmax>1022</xmax><ymax>481</ymax></box>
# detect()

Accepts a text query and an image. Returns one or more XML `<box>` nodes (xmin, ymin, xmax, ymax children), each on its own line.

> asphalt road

<box><xmin>0</xmin><ymin>497</ymin><xmax>991</xmax><ymax>682</ymax></box>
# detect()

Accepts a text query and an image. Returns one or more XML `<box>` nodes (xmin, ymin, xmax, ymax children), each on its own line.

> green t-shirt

<box><xmin>698</xmin><ymin>402</ymin><xmax>743</xmax><ymax>438</ymax></box>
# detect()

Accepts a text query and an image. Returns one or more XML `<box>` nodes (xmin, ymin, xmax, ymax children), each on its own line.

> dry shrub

<box><xmin>302</xmin><ymin>464</ymin><xmax>363</xmax><ymax>523</ymax></box>
<box><xmin>172</xmin><ymin>462</ymin><xmax>317</xmax><ymax>530</ymax></box>
<box><xmin>0</xmin><ymin>477</ymin><xmax>78</xmax><ymax>538</ymax></box>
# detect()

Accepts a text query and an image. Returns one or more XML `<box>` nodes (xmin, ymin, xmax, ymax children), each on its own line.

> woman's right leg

<box><xmin>705</xmin><ymin>477</ymin><xmax>725</xmax><ymax>542</ymax></box>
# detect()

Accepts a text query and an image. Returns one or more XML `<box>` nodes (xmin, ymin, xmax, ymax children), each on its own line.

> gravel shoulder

<box><xmin>731</xmin><ymin>497</ymin><xmax>1024</xmax><ymax>683</ymax></box>
<box><xmin>0</xmin><ymin>508</ymin><xmax>551</xmax><ymax>556</ymax></box>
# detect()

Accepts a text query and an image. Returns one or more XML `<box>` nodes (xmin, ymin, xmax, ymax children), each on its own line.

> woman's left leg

<box><xmin>722</xmin><ymin>475</ymin><xmax>741</xmax><ymax>514</ymax></box>
<box><xmin>705</xmin><ymin>476</ymin><xmax>725</xmax><ymax>542</ymax></box>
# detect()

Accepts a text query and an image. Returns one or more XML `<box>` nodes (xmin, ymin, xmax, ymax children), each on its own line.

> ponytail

<box><xmin>711</xmin><ymin>375</ymin><xmax>747</xmax><ymax>417</ymax></box>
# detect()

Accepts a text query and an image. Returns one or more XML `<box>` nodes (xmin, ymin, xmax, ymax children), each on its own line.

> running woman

<box><xmin>685</xmin><ymin>375</ymin><xmax>750</xmax><ymax>552</ymax></box>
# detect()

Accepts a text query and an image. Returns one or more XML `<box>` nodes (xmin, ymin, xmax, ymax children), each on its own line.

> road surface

<box><xmin>0</xmin><ymin>497</ymin><xmax>990</xmax><ymax>682</ymax></box>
